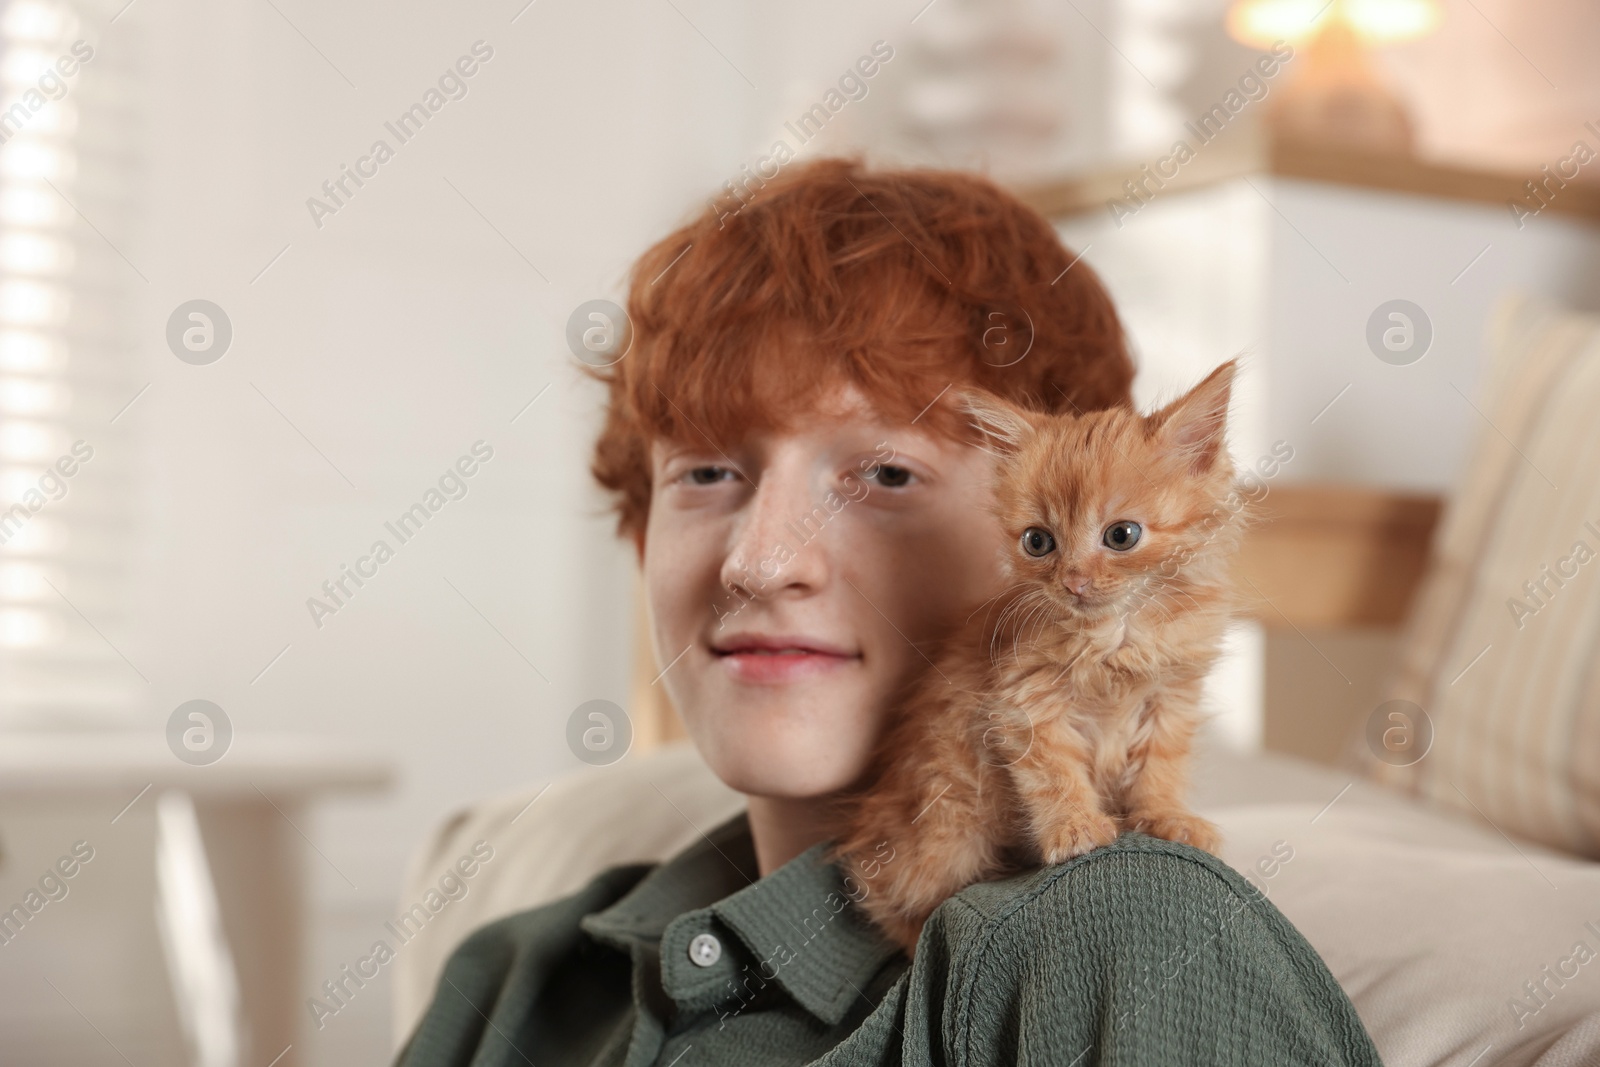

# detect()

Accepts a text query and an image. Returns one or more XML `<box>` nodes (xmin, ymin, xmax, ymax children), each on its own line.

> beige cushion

<box><xmin>1353</xmin><ymin>293</ymin><xmax>1600</xmax><ymax>856</ymax></box>
<box><xmin>1212</xmin><ymin>788</ymin><xmax>1600</xmax><ymax>1067</ymax></box>
<box><xmin>393</xmin><ymin>739</ymin><xmax>1600</xmax><ymax>1065</ymax></box>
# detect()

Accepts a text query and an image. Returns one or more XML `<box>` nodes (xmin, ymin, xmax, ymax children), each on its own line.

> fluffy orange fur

<box><xmin>828</xmin><ymin>360</ymin><xmax>1250</xmax><ymax>955</ymax></box>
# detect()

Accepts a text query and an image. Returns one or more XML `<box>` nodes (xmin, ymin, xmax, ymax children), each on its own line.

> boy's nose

<box><xmin>721</xmin><ymin>461</ymin><xmax>830</xmax><ymax>597</ymax></box>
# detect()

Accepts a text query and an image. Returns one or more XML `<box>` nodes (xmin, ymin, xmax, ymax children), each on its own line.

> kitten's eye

<box><xmin>1021</xmin><ymin>527</ymin><xmax>1056</xmax><ymax>557</ymax></box>
<box><xmin>1103</xmin><ymin>520</ymin><xmax>1142</xmax><ymax>551</ymax></box>
<box><xmin>871</xmin><ymin>464</ymin><xmax>913</xmax><ymax>488</ymax></box>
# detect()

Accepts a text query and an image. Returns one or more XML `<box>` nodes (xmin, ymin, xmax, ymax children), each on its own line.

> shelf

<box><xmin>1014</xmin><ymin>129</ymin><xmax>1600</xmax><ymax>224</ymax></box>
<box><xmin>1234</xmin><ymin>483</ymin><xmax>1443</xmax><ymax>629</ymax></box>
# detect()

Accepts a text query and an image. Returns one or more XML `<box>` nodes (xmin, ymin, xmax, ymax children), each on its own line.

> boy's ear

<box><xmin>1148</xmin><ymin>359</ymin><xmax>1236</xmax><ymax>476</ymax></box>
<box><xmin>957</xmin><ymin>389</ymin><xmax>1034</xmax><ymax>458</ymax></box>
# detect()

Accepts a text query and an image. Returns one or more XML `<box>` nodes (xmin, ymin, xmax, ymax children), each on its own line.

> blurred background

<box><xmin>0</xmin><ymin>0</ymin><xmax>1597</xmax><ymax>1063</ymax></box>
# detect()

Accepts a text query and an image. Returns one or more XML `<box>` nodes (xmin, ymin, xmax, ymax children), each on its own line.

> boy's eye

<box><xmin>871</xmin><ymin>464</ymin><xmax>913</xmax><ymax>488</ymax></box>
<box><xmin>684</xmin><ymin>466</ymin><xmax>736</xmax><ymax>486</ymax></box>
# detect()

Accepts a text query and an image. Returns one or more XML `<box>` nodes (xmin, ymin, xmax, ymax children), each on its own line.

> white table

<box><xmin>0</xmin><ymin>733</ymin><xmax>392</xmax><ymax>1067</ymax></box>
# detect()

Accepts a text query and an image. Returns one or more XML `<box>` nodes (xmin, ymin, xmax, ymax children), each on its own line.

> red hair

<box><xmin>585</xmin><ymin>157</ymin><xmax>1134</xmax><ymax>550</ymax></box>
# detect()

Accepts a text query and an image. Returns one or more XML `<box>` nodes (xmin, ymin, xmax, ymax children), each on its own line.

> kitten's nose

<box><xmin>1063</xmin><ymin>572</ymin><xmax>1092</xmax><ymax>596</ymax></box>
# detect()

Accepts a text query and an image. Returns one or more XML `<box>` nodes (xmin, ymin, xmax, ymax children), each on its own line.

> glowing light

<box><xmin>1227</xmin><ymin>0</ymin><xmax>1442</xmax><ymax>45</ymax></box>
<box><xmin>1344</xmin><ymin>0</ymin><xmax>1443</xmax><ymax>40</ymax></box>
<box><xmin>5</xmin><ymin>103</ymin><xmax>75</xmax><ymax>136</ymax></box>
<box><xmin>0</xmin><ymin>232</ymin><xmax>72</xmax><ymax>273</ymax></box>
<box><xmin>0</xmin><ymin>186</ymin><xmax>67</xmax><ymax>226</ymax></box>
<box><xmin>0</xmin><ymin>141</ymin><xmax>75</xmax><ymax>181</ymax></box>
<box><xmin>0</xmin><ymin>562</ymin><xmax>47</xmax><ymax>600</ymax></box>
<box><xmin>0</xmin><ymin>608</ymin><xmax>55</xmax><ymax>646</ymax></box>
<box><xmin>1</xmin><ymin>47</ymin><xmax>57</xmax><ymax>84</ymax></box>
<box><xmin>1</xmin><ymin>1</ymin><xmax>72</xmax><ymax>43</ymax></box>
<box><xmin>3</xmin><ymin>465</ymin><xmax>45</xmax><ymax>496</ymax></box>
<box><xmin>0</xmin><ymin>376</ymin><xmax>67</xmax><ymax>414</ymax></box>
<box><xmin>0</xmin><ymin>279</ymin><xmax>68</xmax><ymax>326</ymax></box>
<box><xmin>0</xmin><ymin>515</ymin><xmax>59</xmax><ymax>553</ymax></box>
<box><xmin>0</xmin><ymin>418</ymin><xmax>63</xmax><ymax>460</ymax></box>
<box><xmin>0</xmin><ymin>330</ymin><xmax>64</xmax><ymax>371</ymax></box>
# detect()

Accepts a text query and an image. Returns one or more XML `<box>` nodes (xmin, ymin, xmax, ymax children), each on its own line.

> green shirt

<box><xmin>395</xmin><ymin>811</ymin><xmax>1382</xmax><ymax>1066</ymax></box>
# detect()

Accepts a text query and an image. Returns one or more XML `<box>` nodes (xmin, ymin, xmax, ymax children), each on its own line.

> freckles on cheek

<box><xmin>645</xmin><ymin>509</ymin><xmax>738</xmax><ymax>648</ymax></box>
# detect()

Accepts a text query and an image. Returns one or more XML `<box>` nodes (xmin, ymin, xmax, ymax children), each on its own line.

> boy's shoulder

<box><xmin>945</xmin><ymin>830</ymin><xmax>1260</xmax><ymax>930</ymax></box>
<box><xmin>912</xmin><ymin>832</ymin><xmax>1382</xmax><ymax>1066</ymax></box>
<box><xmin>921</xmin><ymin>830</ymin><xmax>1306</xmax><ymax>1012</ymax></box>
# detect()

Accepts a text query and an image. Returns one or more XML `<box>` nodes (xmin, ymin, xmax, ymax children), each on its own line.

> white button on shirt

<box><xmin>688</xmin><ymin>932</ymin><xmax>722</xmax><ymax>967</ymax></box>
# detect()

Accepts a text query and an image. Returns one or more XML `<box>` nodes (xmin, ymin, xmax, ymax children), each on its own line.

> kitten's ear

<box><xmin>1148</xmin><ymin>360</ymin><xmax>1237</xmax><ymax>476</ymax></box>
<box><xmin>957</xmin><ymin>389</ymin><xmax>1034</xmax><ymax>457</ymax></box>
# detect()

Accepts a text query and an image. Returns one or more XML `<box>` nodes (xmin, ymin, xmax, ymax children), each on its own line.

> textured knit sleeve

<box><xmin>923</xmin><ymin>834</ymin><xmax>1384</xmax><ymax>1067</ymax></box>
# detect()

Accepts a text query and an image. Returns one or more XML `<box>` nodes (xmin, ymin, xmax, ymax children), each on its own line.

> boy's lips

<box><xmin>711</xmin><ymin>632</ymin><xmax>856</xmax><ymax>656</ymax></box>
<box><xmin>710</xmin><ymin>632</ymin><xmax>861</xmax><ymax>684</ymax></box>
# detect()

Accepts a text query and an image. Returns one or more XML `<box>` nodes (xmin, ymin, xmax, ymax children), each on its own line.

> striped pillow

<box><xmin>1353</xmin><ymin>294</ymin><xmax>1600</xmax><ymax>857</ymax></box>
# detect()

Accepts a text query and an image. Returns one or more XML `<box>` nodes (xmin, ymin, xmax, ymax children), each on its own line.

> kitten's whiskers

<box><xmin>991</xmin><ymin>589</ymin><xmax>1049</xmax><ymax>665</ymax></box>
<box><xmin>1012</xmin><ymin>595</ymin><xmax>1055</xmax><ymax>664</ymax></box>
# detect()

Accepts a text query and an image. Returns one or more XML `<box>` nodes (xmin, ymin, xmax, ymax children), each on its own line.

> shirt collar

<box><xmin>580</xmin><ymin>810</ymin><xmax>905</xmax><ymax>1027</ymax></box>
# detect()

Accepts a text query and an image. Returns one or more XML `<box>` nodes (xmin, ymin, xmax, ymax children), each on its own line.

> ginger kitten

<box><xmin>829</xmin><ymin>360</ymin><xmax>1249</xmax><ymax>955</ymax></box>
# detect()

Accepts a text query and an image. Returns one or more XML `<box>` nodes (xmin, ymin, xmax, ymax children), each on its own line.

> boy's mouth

<box><xmin>711</xmin><ymin>633</ymin><xmax>861</xmax><ymax>683</ymax></box>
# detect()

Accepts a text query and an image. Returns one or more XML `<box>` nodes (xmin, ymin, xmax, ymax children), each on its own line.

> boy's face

<box><xmin>642</xmin><ymin>382</ymin><xmax>1011</xmax><ymax>801</ymax></box>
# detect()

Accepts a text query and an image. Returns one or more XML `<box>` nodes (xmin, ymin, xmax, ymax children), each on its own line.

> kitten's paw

<box><xmin>1128</xmin><ymin>809</ymin><xmax>1220</xmax><ymax>853</ymax></box>
<box><xmin>1039</xmin><ymin>813</ymin><xmax>1121</xmax><ymax>865</ymax></box>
